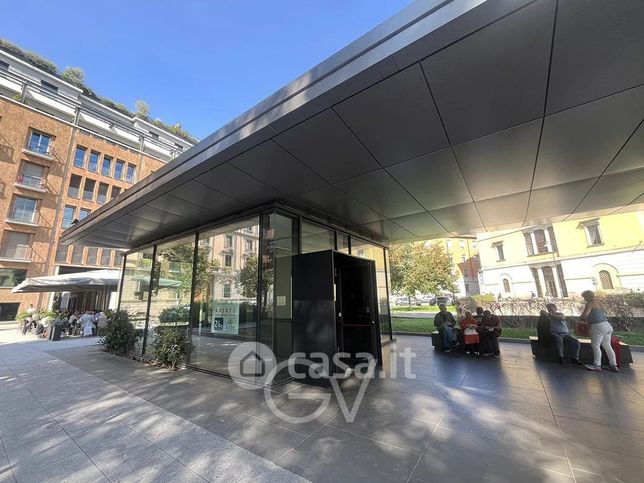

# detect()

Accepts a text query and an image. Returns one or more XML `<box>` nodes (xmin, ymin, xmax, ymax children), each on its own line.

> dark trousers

<box><xmin>479</xmin><ymin>331</ymin><xmax>500</xmax><ymax>355</ymax></box>
<box><xmin>551</xmin><ymin>332</ymin><xmax>580</xmax><ymax>359</ymax></box>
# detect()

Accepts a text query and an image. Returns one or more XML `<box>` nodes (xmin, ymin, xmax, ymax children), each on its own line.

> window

<box><xmin>0</xmin><ymin>268</ymin><xmax>27</xmax><ymax>288</ymax></box>
<box><xmin>524</xmin><ymin>232</ymin><xmax>535</xmax><ymax>256</ymax></box>
<box><xmin>97</xmin><ymin>183</ymin><xmax>109</xmax><ymax>204</ymax></box>
<box><xmin>10</xmin><ymin>196</ymin><xmax>37</xmax><ymax>223</ymax></box>
<box><xmin>113</xmin><ymin>250</ymin><xmax>123</xmax><ymax>267</ymax></box>
<box><xmin>78</xmin><ymin>208</ymin><xmax>90</xmax><ymax>220</ymax></box>
<box><xmin>224</xmin><ymin>234</ymin><xmax>233</xmax><ymax>248</ymax></box>
<box><xmin>473</xmin><ymin>254</ymin><xmax>479</xmax><ymax>263</ymax></box>
<box><xmin>126</xmin><ymin>164</ymin><xmax>136</xmax><ymax>183</ymax></box>
<box><xmin>585</xmin><ymin>223</ymin><xmax>603</xmax><ymax>246</ymax></box>
<box><xmin>41</xmin><ymin>80</ymin><xmax>58</xmax><ymax>93</ymax></box>
<box><xmin>494</xmin><ymin>243</ymin><xmax>505</xmax><ymax>262</ymax></box>
<box><xmin>0</xmin><ymin>60</ymin><xmax>8</xmax><ymax>70</ymax></box>
<box><xmin>446</xmin><ymin>240</ymin><xmax>452</xmax><ymax>249</ymax></box>
<box><xmin>530</xmin><ymin>267</ymin><xmax>543</xmax><ymax>297</ymax></box>
<box><xmin>245</xmin><ymin>239</ymin><xmax>253</xmax><ymax>251</ymax></box>
<box><xmin>17</xmin><ymin>162</ymin><xmax>45</xmax><ymax>189</ymax></box>
<box><xmin>301</xmin><ymin>221</ymin><xmax>334</xmax><ymax>254</ymax></box>
<box><xmin>114</xmin><ymin>160</ymin><xmax>125</xmax><ymax>180</ymax></box>
<box><xmin>55</xmin><ymin>245</ymin><xmax>68</xmax><ymax>262</ymax></box>
<box><xmin>460</xmin><ymin>254</ymin><xmax>466</xmax><ymax>263</ymax></box>
<box><xmin>111</xmin><ymin>186</ymin><xmax>121</xmax><ymax>200</ymax></box>
<box><xmin>62</xmin><ymin>206</ymin><xmax>75</xmax><ymax>228</ymax></box>
<box><xmin>73</xmin><ymin>146</ymin><xmax>86</xmax><ymax>168</ymax></box>
<box><xmin>101</xmin><ymin>156</ymin><xmax>112</xmax><ymax>176</ymax></box>
<box><xmin>502</xmin><ymin>278</ymin><xmax>511</xmax><ymax>293</ymax></box>
<box><xmin>1</xmin><ymin>232</ymin><xmax>31</xmax><ymax>259</ymax></box>
<box><xmin>534</xmin><ymin>229</ymin><xmax>547</xmax><ymax>254</ymax></box>
<box><xmin>223</xmin><ymin>283</ymin><xmax>231</xmax><ymax>298</ymax></box>
<box><xmin>68</xmin><ymin>174</ymin><xmax>82</xmax><ymax>198</ymax></box>
<box><xmin>88</xmin><ymin>152</ymin><xmax>99</xmax><ymax>172</ymax></box>
<box><xmin>599</xmin><ymin>270</ymin><xmax>613</xmax><ymax>290</ymax></box>
<box><xmin>70</xmin><ymin>246</ymin><xmax>84</xmax><ymax>264</ymax></box>
<box><xmin>472</xmin><ymin>241</ymin><xmax>477</xmax><ymax>248</ymax></box>
<box><xmin>224</xmin><ymin>254</ymin><xmax>232</xmax><ymax>267</ymax></box>
<box><xmin>542</xmin><ymin>266</ymin><xmax>557</xmax><ymax>297</ymax></box>
<box><xmin>83</xmin><ymin>179</ymin><xmax>95</xmax><ymax>201</ymax></box>
<box><xmin>464</xmin><ymin>269</ymin><xmax>469</xmax><ymax>278</ymax></box>
<box><xmin>27</xmin><ymin>131</ymin><xmax>51</xmax><ymax>155</ymax></box>
<box><xmin>100</xmin><ymin>249</ymin><xmax>111</xmax><ymax>266</ymax></box>
<box><xmin>459</xmin><ymin>240</ymin><xmax>465</xmax><ymax>249</ymax></box>
<box><xmin>149</xmin><ymin>131</ymin><xmax>159</xmax><ymax>139</ymax></box>
<box><xmin>86</xmin><ymin>248</ymin><xmax>98</xmax><ymax>265</ymax></box>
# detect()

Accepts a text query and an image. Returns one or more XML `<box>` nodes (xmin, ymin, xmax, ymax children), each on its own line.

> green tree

<box><xmin>238</xmin><ymin>255</ymin><xmax>258</xmax><ymax>298</ymax></box>
<box><xmin>389</xmin><ymin>242</ymin><xmax>457</xmax><ymax>302</ymax></box>
<box><xmin>61</xmin><ymin>66</ymin><xmax>85</xmax><ymax>87</ymax></box>
<box><xmin>157</xmin><ymin>244</ymin><xmax>219</xmax><ymax>298</ymax></box>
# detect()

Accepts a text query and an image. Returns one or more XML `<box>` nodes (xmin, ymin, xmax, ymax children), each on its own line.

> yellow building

<box><xmin>427</xmin><ymin>238</ymin><xmax>480</xmax><ymax>295</ymax></box>
<box><xmin>477</xmin><ymin>211</ymin><xmax>644</xmax><ymax>297</ymax></box>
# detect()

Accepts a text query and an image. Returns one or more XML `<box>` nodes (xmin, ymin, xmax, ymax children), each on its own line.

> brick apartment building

<box><xmin>0</xmin><ymin>48</ymin><xmax>195</xmax><ymax>319</ymax></box>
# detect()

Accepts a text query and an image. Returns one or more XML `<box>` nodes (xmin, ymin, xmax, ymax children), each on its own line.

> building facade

<box><xmin>0</xmin><ymin>49</ymin><xmax>194</xmax><ymax>319</ymax></box>
<box><xmin>427</xmin><ymin>238</ymin><xmax>480</xmax><ymax>296</ymax></box>
<box><xmin>477</xmin><ymin>212</ymin><xmax>644</xmax><ymax>298</ymax></box>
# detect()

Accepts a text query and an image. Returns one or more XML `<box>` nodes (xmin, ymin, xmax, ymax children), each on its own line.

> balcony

<box><xmin>15</xmin><ymin>174</ymin><xmax>46</xmax><ymax>193</ymax></box>
<box><xmin>22</xmin><ymin>141</ymin><xmax>54</xmax><ymax>161</ymax></box>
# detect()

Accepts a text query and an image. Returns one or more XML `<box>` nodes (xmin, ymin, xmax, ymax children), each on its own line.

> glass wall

<box><xmin>301</xmin><ymin>221</ymin><xmax>334</xmax><ymax>254</ymax></box>
<box><xmin>337</xmin><ymin>232</ymin><xmax>350</xmax><ymax>253</ymax></box>
<box><xmin>190</xmin><ymin>218</ymin><xmax>260</xmax><ymax>375</ymax></box>
<box><xmin>120</xmin><ymin>247</ymin><xmax>154</xmax><ymax>356</ymax></box>
<box><xmin>351</xmin><ymin>239</ymin><xmax>392</xmax><ymax>342</ymax></box>
<box><xmin>260</xmin><ymin>213</ymin><xmax>297</xmax><ymax>363</ymax></box>
<box><xmin>145</xmin><ymin>235</ymin><xmax>195</xmax><ymax>355</ymax></box>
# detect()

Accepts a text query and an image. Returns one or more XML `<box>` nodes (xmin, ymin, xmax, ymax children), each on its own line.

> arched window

<box><xmin>599</xmin><ymin>270</ymin><xmax>614</xmax><ymax>290</ymax></box>
<box><xmin>502</xmin><ymin>278</ymin><xmax>511</xmax><ymax>293</ymax></box>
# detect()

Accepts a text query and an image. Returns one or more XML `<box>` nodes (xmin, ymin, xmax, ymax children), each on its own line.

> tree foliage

<box><xmin>389</xmin><ymin>242</ymin><xmax>457</xmax><ymax>297</ymax></box>
<box><xmin>135</xmin><ymin>100</ymin><xmax>150</xmax><ymax>117</ymax></box>
<box><xmin>238</xmin><ymin>255</ymin><xmax>258</xmax><ymax>298</ymax></box>
<box><xmin>61</xmin><ymin>66</ymin><xmax>85</xmax><ymax>87</ymax></box>
<box><xmin>157</xmin><ymin>244</ymin><xmax>220</xmax><ymax>298</ymax></box>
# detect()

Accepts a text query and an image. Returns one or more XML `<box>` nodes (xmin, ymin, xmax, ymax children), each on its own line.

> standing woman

<box><xmin>579</xmin><ymin>290</ymin><xmax>619</xmax><ymax>372</ymax></box>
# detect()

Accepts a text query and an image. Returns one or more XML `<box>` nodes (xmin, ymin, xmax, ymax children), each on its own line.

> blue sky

<box><xmin>2</xmin><ymin>0</ymin><xmax>413</xmax><ymax>139</ymax></box>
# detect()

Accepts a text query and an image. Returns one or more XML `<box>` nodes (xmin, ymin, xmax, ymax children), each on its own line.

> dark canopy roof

<box><xmin>61</xmin><ymin>0</ymin><xmax>644</xmax><ymax>249</ymax></box>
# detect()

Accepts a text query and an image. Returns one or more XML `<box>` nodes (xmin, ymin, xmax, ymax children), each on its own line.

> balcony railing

<box><xmin>15</xmin><ymin>174</ymin><xmax>46</xmax><ymax>190</ymax></box>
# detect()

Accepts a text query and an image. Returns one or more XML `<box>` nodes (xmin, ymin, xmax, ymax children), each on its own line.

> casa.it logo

<box><xmin>228</xmin><ymin>343</ymin><xmax>416</xmax><ymax>424</ymax></box>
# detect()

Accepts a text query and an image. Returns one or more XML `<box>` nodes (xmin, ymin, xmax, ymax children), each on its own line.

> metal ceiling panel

<box><xmin>525</xmin><ymin>178</ymin><xmax>596</xmax><ymax>221</ymax></box>
<box><xmin>167</xmin><ymin>180</ymin><xmax>242</xmax><ymax>213</ymax></box>
<box><xmin>352</xmin><ymin>219</ymin><xmax>414</xmax><ymax>241</ymax></box>
<box><xmin>334</xmin><ymin>64</ymin><xmax>448</xmax><ymax>166</ymax></box>
<box><xmin>534</xmin><ymin>85</ymin><xmax>644</xmax><ymax>189</ymax></box>
<box><xmin>547</xmin><ymin>0</ymin><xmax>644</xmax><ymax>114</ymax></box>
<box><xmin>453</xmin><ymin>120</ymin><xmax>541</xmax><ymax>201</ymax></box>
<box><xmin>423</xmin><ymin>0</ymin><xmax>555</xmax><ymax>144</ymax></box>
<box><xmin>147</xmin><ymin>194</ymin><xmax>219</xmax><ymax>220</ymax></box>
<box><xmin>386</xmin><ymin>148</ymin><xmax>472</xmax><ymax>210</ymax></box>
<box><xmin>335</xmin><ymin>169</ymin><xmax>425</xmax><ymax>218</ymax></box>
<box><xmin>273</xmin><ymin>109</ymin><xmax>380</xmax><ymax>183</ymax></box>
<box><xmin>294</xmin><ymin>185</ymin><xmax>384</xmax><ymax>226</ymax></box>
<box><xmin>429</xmin><ymin>202</ymin><xmax>484</xmax><ymax>232</ymax></box>
<box><xmin>576</xmin><ymin>168</ymin><xmax>644</xmax><ymax>213</ymax></box>
<box><xmin>607</xmin><ymin>121</ymin><xmax>644</xmax><ymax>175</ymax></box>
<box><xmin>476</xmin><ymin>192</ymin><xmax>530</xmax><ymax>229</ymax></box>
<box><xmin>230</xmin><ymin>140</ymin><xmax>327</xmax><ymax>195</ymax></box>
<box><xmin>193</xmin><ymin>164</ymin><xmax>280</xmax><ymax>207</ymax></box>
<box><xmin>389</xmin><ymin>211</ymin><xmax>447</xmax><ymax>238</ymax></box>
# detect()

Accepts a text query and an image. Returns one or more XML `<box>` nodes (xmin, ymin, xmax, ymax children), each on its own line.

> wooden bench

<box><xmin>529</xmin><ymin>336</ymin><xmax>633</xmax><ymax>366</ymax></box>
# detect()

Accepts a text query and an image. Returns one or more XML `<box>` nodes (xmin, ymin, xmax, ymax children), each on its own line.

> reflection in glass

<box><xmin>120</xmin><ymin>248</ymin><xmax>154</xmax><ymax>355</ymax></box>
<box><xmin>190</xmin><ymin>218</ymin><xmax>260</xmax><ymax>375</ymax></box>
<box><xmin>337</xmin><ymin>233</ymin><xmax>350</xmax><ymax>253</ymax></box>
<box><xmin>301</xmin><ymin>221</ymin><xmax>334</xmax><ymax>254</ymax></box>
<box><xmin>260</xmin><ymin>214</ymin><xmax>297</xmax><ymax>365</ymax></box>
<box><xmin>146</xmin><ymin>236</ymin><xmax>195</xmax><ymax>355</ymax></box>
<box><xmin>351</xmin><ymin>239</ymin><xmax>392</xmax><ymax>342</ymax></box>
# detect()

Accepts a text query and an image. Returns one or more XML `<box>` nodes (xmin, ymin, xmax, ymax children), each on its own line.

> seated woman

<box><xmin>479</xmin><ymin>310</ymin><xmax>502</xmax><ymax>357</ymax></box>
<box><xmin>460</xmin><ymin>311</ymin><xmax>479</xmax><ymax>355</ymax></box>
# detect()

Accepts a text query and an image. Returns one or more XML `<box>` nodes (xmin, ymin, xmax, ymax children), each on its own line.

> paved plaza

<box><xmin>1</xmin><ymin>330</ymin><xmax>643</xmax><ymax>482</ymax></box>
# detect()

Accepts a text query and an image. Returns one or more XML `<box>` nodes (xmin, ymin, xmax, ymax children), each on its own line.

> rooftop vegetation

<box><xmin>0</xmin><ymin>39</ymin><xmax>197</xmax><ymax>144</ymax></box>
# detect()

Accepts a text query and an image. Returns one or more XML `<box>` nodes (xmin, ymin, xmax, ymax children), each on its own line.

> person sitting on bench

<box><xmin>434</xmin><ymin>304</ymin><xmax>457</xmax><ymax>352</ymax></box>
<box><xmin>546</xmin><ymin>303</ymin><xmax>581</xmax><ymax>365</ymax></box>
<box><xmin>479</xmin><ymin>310</ymin><xmax>501</xmax><ymax>357</ymax></box>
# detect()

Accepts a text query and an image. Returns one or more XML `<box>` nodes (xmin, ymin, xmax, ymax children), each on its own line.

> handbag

<box><xmin>575</xmin><ymin>322</ymin><xmax>590</xmax><ymax>337</ymax></box>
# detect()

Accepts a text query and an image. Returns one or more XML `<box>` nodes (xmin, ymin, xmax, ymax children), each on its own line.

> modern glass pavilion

<box><xmin>61</xmin><ymin>0</ymin><xmax>644</xmax><ymax>378</ymax></box>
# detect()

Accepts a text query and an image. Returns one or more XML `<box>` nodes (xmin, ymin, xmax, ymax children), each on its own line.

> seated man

<box><xmin>434</xmin><ymin>304</ymin><xmax>457</xmax><ymax>352</ymax></box>
<box><xmin>479</xmin><ymin>310</ymin><xmax>502</xmax><ymax>357</ymax></box>
<box><xmin>546</xmin><ymin>303</ymin><xmax>581</xmax><ymax>365</ymax></box>
<box><xmin>473</xmin><ymin>306</ymin><xmax>484</xmax><ymax>326</ymax></box>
